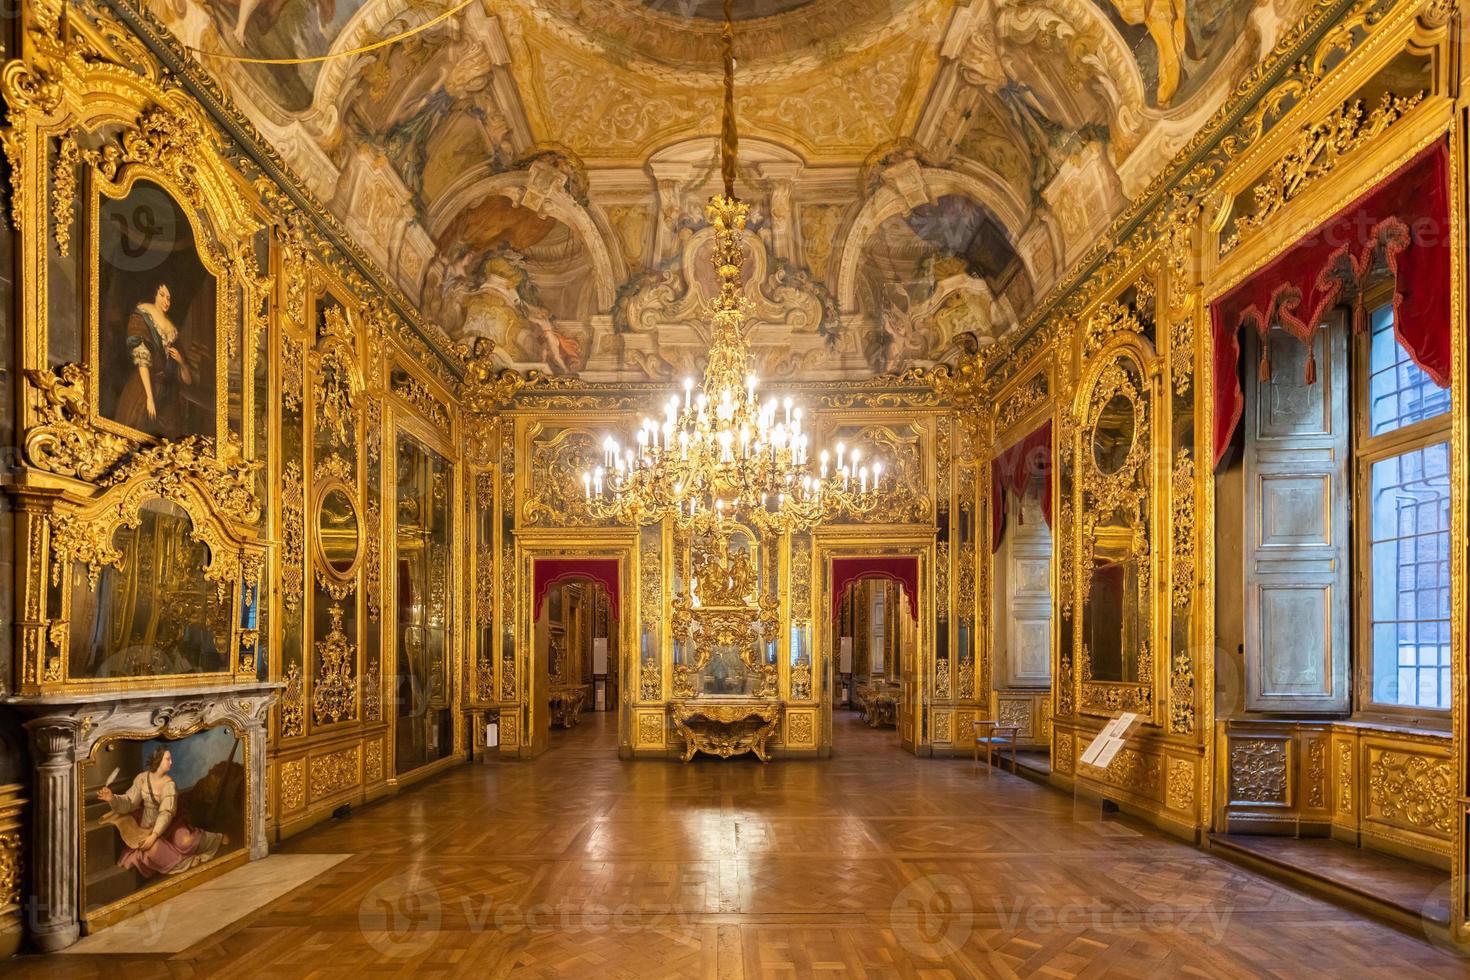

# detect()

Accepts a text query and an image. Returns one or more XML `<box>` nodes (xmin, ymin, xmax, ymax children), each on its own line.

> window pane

<box><xmin>1368</xmin><ymin>442</ymin><xmax>1451</xmax><ymax>709</ymax></box>
<box><xmin>1367</xmin><ymin>304</ymin><xmax>1450</xmax><ymax>435</ymax></box>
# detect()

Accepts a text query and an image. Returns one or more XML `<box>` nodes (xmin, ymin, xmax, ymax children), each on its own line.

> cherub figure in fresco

<box><xmin>97</xmin><ymin>748</ymin><xmax>225</xmax><ymax>878</ymax></box>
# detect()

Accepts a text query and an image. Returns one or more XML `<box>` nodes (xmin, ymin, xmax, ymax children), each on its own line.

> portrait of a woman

<box><xmin>112</xmin><ymin>282</ymin><xmax>193</xmax><ymax>437</ymax></box>
<box><xmin>97</xmin><ymin>178</ymin><xmax>218</xmax><ymax>441</ymax></box>
<box><xmin>97</xmin><ymin>747</ymin><xmax>225</xmax><ymax>879</ymax></box>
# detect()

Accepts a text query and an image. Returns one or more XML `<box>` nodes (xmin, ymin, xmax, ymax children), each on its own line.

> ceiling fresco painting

<box><xmin>152</xmin><ymin>0</ymin><xmax>1306</xmax><ymax>381</ymax></box>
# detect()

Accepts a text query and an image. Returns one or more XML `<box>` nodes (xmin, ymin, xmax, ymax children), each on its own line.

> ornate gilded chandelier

<box><xmin>581</xmin><ymin>0</ymin><xmax>885</xmax><ymax>535</ymax></box>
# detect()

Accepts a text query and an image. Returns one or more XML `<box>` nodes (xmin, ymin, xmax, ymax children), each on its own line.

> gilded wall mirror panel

<box><xmin>314</xmin><ymin>484</ymin><xmax>361</xmax><ymax>580</ymax></box>
<box><xmin>94</xmin><ymin>177</ymin><xmax>220</xmax><ymax>444</ymax></box>
<box><xmin>1075</xmin><ymin>346</ymin><xmax>1156</xmax><ymax>715</ymax></box>
<box><xmin>394</xmin><ymin>430</ymin><xmax>454</xmax><ymax>775</ymax></box>
<box><xmin>66</xmin><ymin>497</ymin><xmax>234</xmax><ymax>680</ymax></box>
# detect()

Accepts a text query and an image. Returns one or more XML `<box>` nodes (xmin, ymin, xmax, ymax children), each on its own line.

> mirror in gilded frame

<box><xmin>1074</xmin><ymin>340</ymin><xmax>1157</xmax><ymax>717</ymax></box>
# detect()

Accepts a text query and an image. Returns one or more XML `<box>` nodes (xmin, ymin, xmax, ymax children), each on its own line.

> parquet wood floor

<box><xmin>15</xmin><ymin>712</ymin><xmax>1467</xmax><ymax>978</ymax></box>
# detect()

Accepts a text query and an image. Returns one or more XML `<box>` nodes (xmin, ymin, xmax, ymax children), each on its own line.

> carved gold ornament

<box><xmin>22</xmin><ymin>365</ymin><xmax>130</xmax><ymax>481</ymax></box>
<box><xmin>1230</xmin><ymin>739</ymin><xmax>1288</xmax><ymax>804</ymax></box>
<box><xmin>312</xmin><ymin>604</ymin><xmax>358</xmax><ymax>726</ymax></box>
<box><xmin>1224</xmin><ymin>91</ymin><xmax>1425</xmax><ymax>253</ymax></box>
<box><xmin>1368</xmin><ymin>751</ymin><xmax>1454</xmax><ymax>837</ymax></box>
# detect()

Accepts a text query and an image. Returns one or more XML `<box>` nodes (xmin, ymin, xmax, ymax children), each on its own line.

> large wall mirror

<box><xmin>394</xmin><ymin>430</ymin><xmax>454</xmax><ymax>775</ymax></box>
<box><xmin>1075</xmin><ymin>345</ymin><xmax>1156</xmax><ymax>717</ymax></box>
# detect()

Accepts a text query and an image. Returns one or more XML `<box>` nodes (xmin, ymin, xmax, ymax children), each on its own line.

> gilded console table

<box><xmin>549</xmin><ymin>686</ymin><xmax>588</xmax><ymax>728</ymax></box>
<box><xmin>671</xmin><ymin>701</ymin><xmax>781</xmax><ymax>762</ymax></box>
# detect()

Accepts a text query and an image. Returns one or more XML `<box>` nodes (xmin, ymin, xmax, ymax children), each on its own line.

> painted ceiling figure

<box><xmin>1108</xmin><ymin>0</ymin><xmax>1189</xmax><ymax>106</ymax></box>
<box><xmin>348</xmin><ymin>24</ymin><xmax>511</xmax><ymax>209</ymax></box>
<box><xmin>226</xmin><ymin>0</ymin><xmax>334</xmax><ymax>46</ymax></box>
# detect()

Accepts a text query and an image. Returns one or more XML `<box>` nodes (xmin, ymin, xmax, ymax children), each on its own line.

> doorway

<box><xmin>833</xmin><ymin>575</ymin><xmax>916</xmax><ymax>746</ymax></box>
<box><xmin>534</xmin><ymin>576</ymin><xmax>618</xmax><ymax>739</ymax></box>
<box><xmin>818</xmin><ymin>545</ymin><xmax>929</xmax><ymax>755</ymax></box>
<box><xmin>521</xmin><ymin>550</ymin><xmax>631</xmax><ymax>758</ymax></box>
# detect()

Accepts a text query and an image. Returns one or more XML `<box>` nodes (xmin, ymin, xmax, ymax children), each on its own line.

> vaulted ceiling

<box><xmin>151</xmin><ymin>0</ymin><xmax>1302</xmax><ymax>381</ymax></box>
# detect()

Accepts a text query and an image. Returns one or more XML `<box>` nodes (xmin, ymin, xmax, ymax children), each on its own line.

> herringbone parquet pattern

<box><xmin>17</xmin><ymin>712</ymin><xmax>1466</xmax><ymax>977</ymax></box>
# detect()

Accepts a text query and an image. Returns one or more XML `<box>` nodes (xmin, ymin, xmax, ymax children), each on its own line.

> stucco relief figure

<box><xmin>113</xmin><ymin>283</ymin><xmax>195</xmax><ymax>437</ymax></box>
<box><xmin>97</xmin><ymin>748</ymin><xmax>225</xmax><ymax>878</ymax></box>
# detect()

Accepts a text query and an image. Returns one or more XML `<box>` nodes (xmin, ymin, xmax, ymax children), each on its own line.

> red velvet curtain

<box><xmin>1210</xmin><ymin>141</ymin><xmax>1451</xmax><ymax>468</ymax></box>
<box><xmin>990</xmin><ymin>420</ymin><xmax>1053</xmax><ymax>552</ymax></box>
<box><xmin>532</xmin><ymin>558</ymin><xmax>621</xmax><ymax>620</ymax></box>
<box><xmin>830</xmin><ymin>557</ymin><xmax>919</xmax><ymax>619</ymax></box>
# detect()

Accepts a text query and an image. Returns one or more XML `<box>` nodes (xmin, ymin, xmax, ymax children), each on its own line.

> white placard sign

<box><xmin>1080</xmin><ymin>713</ymin><xmax>1140</xmax><ymax>768</ymax></box>
<box><xmin>839</xmin><ymin>637</ymin><xmax>854</xmax><ymax>674</ymax></box>
<box><xmin>592</xmin><ymin>638</ymin><xmax>609</xmax><ymax>675</ymax></box>
<box><xmin>485</xmin><ymin>721</ymin><xmax>499</xmax><ymax>748</ymax></box>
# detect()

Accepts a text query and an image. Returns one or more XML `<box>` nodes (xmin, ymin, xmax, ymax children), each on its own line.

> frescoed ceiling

<box><xmin>149</xmin><ymin>0</ymin><xmax>1305</xmax><ymax>381</ymax></box>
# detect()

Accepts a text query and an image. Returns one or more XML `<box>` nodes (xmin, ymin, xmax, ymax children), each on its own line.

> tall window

<box><xmin>1356</xmin><ymin>304</ymin><xmax>1452</xmax><ymax>711</ymax></box>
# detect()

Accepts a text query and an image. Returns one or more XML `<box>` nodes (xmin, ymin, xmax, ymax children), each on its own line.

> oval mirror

<box><xmin>1091</xmin><ymin>393</ymin><xmax>1136</xmax><ymax>475</ymax></box>
<box><xmin>316</xmin><ymin>485</ymin><xmax>361</xmax><ymax>577</ymax></box>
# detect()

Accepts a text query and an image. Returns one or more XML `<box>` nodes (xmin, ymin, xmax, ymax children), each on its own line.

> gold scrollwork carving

<box><xmin>1084</xmin><ymin>301</ymin><xmax>1142</xmax><ymax>357</ymax></box>
<box><xmin>637</xmin><ymin>711</ymin><xmax>664</xmax><ymax>746</ymax></box>
<box><xmin>392</xmin><ymin>371</ymin><xmax>451</xmax><ymax>435</ymax></box>
<box><xmin>1225</xmin><ymin>91</ymin><xmax>1425</xmax><ymax>252</ymax></box>
<box><xmin>1166</xmin><ymin>759</ymin><xmax>1195</xmax><ymax>812</ymax></box>
<box><xmin>312</xmin><ymin>306</ymin><xmax>361</xmax><ymax>449</ymax></box>
<box><xmin>1169</xmin><ymin>653</ymin><xmax>1195</xmax><ymax>735</ymax></box>
<box><xmin>996</xmin><ymin>372</ymin><xmax>1049</xmax><ymax>435</ymax></box>
<box><xmin>1368</xmin><ymin>751</ymin><xmax>1453</xmax><ymax>837</ymax></box>
<box><xmin>1230</xmin><ymin>739</ymin><xmax>1288</xmax><ymax>804</ymax></box>
<box><xmin>309</xmin><ymin>746</ymin><xmax>360</xmax><ymax>800</ymax></box>
<box><xmin>279</xmin><ymin>661</ymin><xmax>304</xmax><ymax>738</ymax></box>
<box><xmin>1171</xmin><ymin>449</ymin><xmax>1196</xmax><ymax>609</ymax></box>
<box><xmin>365</xmin><ymin>741</ymin><xmax>384</xmax><ymax>783</ymax></box>
<box><xmin>311</xmin><ymin>604</ymin><xmax>357</xmax><ymax>725</ymax></box>
<box><xmin>281</xmin><ymin>461</ymin><xmax>305</xmax><ymax>613</ymax></box>
<box><xmin>279</xmin><ymin>759</ymin><xmax>305</xmax><ymax>812</ymax></box>
<box><xmin>22</xmin><ymin>365</ymin><xmax>131</xmax><ymax>481</ymax></box>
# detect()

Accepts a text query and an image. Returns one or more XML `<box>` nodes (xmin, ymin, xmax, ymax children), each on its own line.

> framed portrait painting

<box><xmin>95</xmin><ymin>177</ymin><xmax>219</xmax><ymax>442</ymax></box>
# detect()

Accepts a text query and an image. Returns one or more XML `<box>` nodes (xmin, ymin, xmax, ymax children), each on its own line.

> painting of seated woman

<box><xmin>97</xmin><ymin>179</ymin><xmax>218</xmax><ymax>442</ymax></box>
<box><xmin>82</xmin><ymin>726</ymin><xmax>245</xmax><ymax>916</ymax></box>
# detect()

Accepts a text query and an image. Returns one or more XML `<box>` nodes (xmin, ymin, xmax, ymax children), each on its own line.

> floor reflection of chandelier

<box><xmin>581</xmin><ymin>0</ymin><xmax>885</xmax><ymax>535</ymax></box>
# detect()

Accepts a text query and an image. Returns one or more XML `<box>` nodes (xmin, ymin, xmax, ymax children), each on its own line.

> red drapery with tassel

<box><xmin>1210</xmin><ymin>141</ymin><xmax>1451</xmax><ymax>468</ymax></box>
<box><xmin>532</xmin><ymin>558</ymin><xmax>621</xmax><ymax>620</ymax></box>
<box><xmin>990</xmin><ymin>420</ymin><xmax>1053</xmax><ymax>552</ymax></box>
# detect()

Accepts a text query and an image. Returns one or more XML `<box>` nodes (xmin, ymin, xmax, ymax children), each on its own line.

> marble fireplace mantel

<box><xmin>3</xmin><ymin>682</ymin><xmax>280</xmax><ymax>952</ymax></box>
